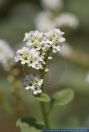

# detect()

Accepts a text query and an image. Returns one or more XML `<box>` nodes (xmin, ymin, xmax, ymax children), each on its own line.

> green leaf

<box><xmin>16</xmin><ymin>119</ymin><xmax>30</xmax><ymax>132</ymax></box>
<box><xmin>16</xmin><ymin>117</ymin><xmax>44</xmax><ymax>132</ymax></box>
<box><xmin>52</xmin><ymin>88</ymin><xmax>74</xmax><ymax>106</ymax></box>
<box><xmin>35</xmin><ymin>93</ymin><xmax>50</xmax><ymax>102</ymax></box>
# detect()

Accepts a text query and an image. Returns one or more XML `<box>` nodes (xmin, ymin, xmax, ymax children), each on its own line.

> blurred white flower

<box><xmin>36</xmin><ymin>11</ymin><xmax>79</xmax><ymax>32</ymax></box>
<box><xmin>36</xmin><ymin>0</ymin><xmax>79</xmax><ymax>32</ymax></box>
<box><xmin>55</xmin><ymin>13</ymin><xmax>79</xmax><ymax>29</ymax></box>
<box><xmin>0</xmin><ymin>39</ymin><xmax>14</xmax><ymax>70</ymax></box>
<box><xmin>35</xmin><ymin>11</ymin><xmax>55</xmax><ymax>31</ymax></box>
<box><xmin>60</xmin><ymin>43</ymin><xmax>72</xmax><ymax>57</ymax></box>
<box><xmin>48</xmin><ymin>56</ymin><xmax>52</xmax><ymax>60</ymax></box>
<box><xmin>41</xmin><ymin>0</ymin><xmax>63</xmax><ymax>11</ymax></box>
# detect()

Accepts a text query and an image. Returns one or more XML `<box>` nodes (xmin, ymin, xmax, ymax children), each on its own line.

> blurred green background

<box><xmin>0</xmin><ymin>0</ymin><xmax>89</xmax><ymax>131</ymax></box>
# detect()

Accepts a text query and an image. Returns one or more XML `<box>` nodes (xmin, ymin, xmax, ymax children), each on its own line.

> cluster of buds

<box><xmin>15</xmin><ymin>28</ymin><xmax>65</xmax><ymax>95</ymax></box>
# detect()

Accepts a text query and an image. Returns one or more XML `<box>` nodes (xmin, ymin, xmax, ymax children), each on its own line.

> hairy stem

<box><xmin>40</xmin><ymin>102</ymin><xmax>50</xmax><ymax>128</ymax></box>
<box><xmin>39</xmin><ymin>49</ymin><xmax>52</xmax><ymax>129</ymax></box>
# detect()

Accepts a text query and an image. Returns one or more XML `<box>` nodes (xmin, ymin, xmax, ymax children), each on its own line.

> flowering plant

<box><xmin>15</xmin><ymin>28</ymin><xmax>65</xmax><ymax>96</ymax></box>
<box><xmin>15</xmin><ymin>28</ymin><xmax>74</xmax><ymax>131</ymax></box>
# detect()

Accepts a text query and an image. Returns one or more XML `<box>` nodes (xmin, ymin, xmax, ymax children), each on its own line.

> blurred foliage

<box><xmin>16</xmin><ymin>117</ymin><xmax>44</xmax><ymax>132</ymax></box>
<box><xmin>0</xmin><ymin>0</ymin><xmax>89</xmax><ymax>131</ymax></box>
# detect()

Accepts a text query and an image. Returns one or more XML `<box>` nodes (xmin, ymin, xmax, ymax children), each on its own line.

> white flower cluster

<box><xmin>15</xmin><ymin>28</ymin><xmax>65</xmax><ymax>70</ymax></box>
<box><xmin>15</xmin><ymin>28</ymin><xmax>65</xmax><ymax>95</ymax></box>
<box><xmin>24</xmin><ymin>75</ymin><xmax>43</xmax><ymax>95</ymax></box>
<box><xmin>0</xmin><ymin>39</ymin><xmax>14</xmax><ymax>70</ymax></box>
<box><xmin>15</xmin><ymin>47</ymin><xmax>43</xmax><ymax>70</ymax></box>
<box><xmin>35</xmin><ymin>0</ymin><xmax>79</xmax><ymax>31</ymax></box>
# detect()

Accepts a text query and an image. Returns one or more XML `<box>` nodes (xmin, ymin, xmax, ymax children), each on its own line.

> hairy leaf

<box><xmin>52</xmin><ymin>88</ymin><xmax>74</xmax><ymax>106</ymax></box>
<box><xmin>36</xmin><ymin>93</ymin><xmax>50</xmax><ymax>102</ymax></box>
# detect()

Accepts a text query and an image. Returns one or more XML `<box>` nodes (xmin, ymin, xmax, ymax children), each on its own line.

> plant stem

<box><xmin>40</xmin><ymin>102</ymin><xmax>49</xmax><ymax>128</ymax></box>
<box><xmin>39</xmin><ymin>49</ymin><xmax>52</xmax><ymax>129</ymax></box>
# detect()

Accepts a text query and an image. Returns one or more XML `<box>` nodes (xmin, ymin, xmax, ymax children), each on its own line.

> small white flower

<box><xmin>48</xmin><ymin>56</ymin><xmax>52</xmax><ymax>60</ymax></box>
<box><xmin>24</xmin><ymin>75</ymin><xmax>43</xmax><ymax>95</ymax></box>
<box><xmin>34</xmin><ymin>77</ymin><xmax>43</xmax><ymax>87</ymax></box>
<box><xmin>52</xmin><ymin>45</ymin><xmax>61</xmax><ymax>53</ymax></box>
<box><xmin>25</xmin><ymin>85</ymin><xmax>34</xmax><ymax>91</ymax></box>
<box><xmin>28</xmin><ymin>49</ymin><xmax>43</xmax><ymax>69</ymax></box>
<box><xmin>24</xmin><ymin>75</ymin><xmax>34</xmax><ymax>90</ymax></box>
<box><xmin>15</xmin><ymin>47</ymin><xmax>29</xmax><ymax>64</ymax></box>
<box><xmin>32</xmin><ymin>88</ymin><xmax>42</xmax><ymax>95</ymax></box>
<box><xmin>45</xmin><ymin>68</ymin><xmax>49</xmax><ymax>72</ymax></box>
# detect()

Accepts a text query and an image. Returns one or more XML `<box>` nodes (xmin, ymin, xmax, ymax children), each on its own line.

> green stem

<box><xmin>39</xmin><ymin>48</ymin><xmax>52</xmax><ymax>129</ymax></box>
<box><xmin>40</xmin><ymin>102</ymin><xmax>49</xmax><ymax>128</ymax></box>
